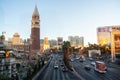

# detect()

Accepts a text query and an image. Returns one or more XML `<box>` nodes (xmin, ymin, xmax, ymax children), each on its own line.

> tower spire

<box><xmin>32</xmin><ymin>5</ymin><xmax>39</xmax><ymax>16</ymax></box>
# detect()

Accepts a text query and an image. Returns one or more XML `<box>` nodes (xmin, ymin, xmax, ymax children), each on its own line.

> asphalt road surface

<box><xmin>33</xmin><ymin>54</ymin><xmax>120</xmax><ymax>80</ymax></box>
<box><xmin>34</xmin><ymin>54</ymin><xmax>81</xmax><ymax>80</ymax></box>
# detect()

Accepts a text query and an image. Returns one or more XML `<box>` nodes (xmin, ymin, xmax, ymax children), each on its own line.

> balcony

<box><xmin>8</xmin><ymin>70</ymin><xmax>11</xmax><ymax>74</ymax></box>
<box><xmin>0</xmin><ymin>67</ymin><xmax>3</xmax><ymax>70</ymax></box>
<box><xmin>8</xmin><ymin>66</ymin><xmax>11</xmax><ymax>69</ymax></box>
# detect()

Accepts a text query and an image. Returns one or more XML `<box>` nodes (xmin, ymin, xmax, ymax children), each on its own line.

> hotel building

<box><xmin>97</xmin><ymin>26</ymin><xmax>120</xmax><ymax>62</ymax></box>
<box><xmin>68</xmin><ymin>36</ymin><xmax>84</xmax><ymax>48</ymax></box>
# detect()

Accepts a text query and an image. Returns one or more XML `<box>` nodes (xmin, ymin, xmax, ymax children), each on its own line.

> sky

<box><xmin>0</xmin><ymin>0</ymin><xmax>120</xmax><ymax>45</ymax></box>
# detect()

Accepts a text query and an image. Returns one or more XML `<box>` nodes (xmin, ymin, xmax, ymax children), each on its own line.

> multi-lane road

<box><xmin>33</xmin><ymin>53</ymin><xmax>120</xmax><ymax>80</ymax></box>
<box><xmin>33</xmin><ymin>54</ymin><xmax>80</xmax><ymax>80</ymax></box>
<box><xmin>72</xmin><ymin>56</ymin><xmax>120</xmax><ymax>80</ymax></box>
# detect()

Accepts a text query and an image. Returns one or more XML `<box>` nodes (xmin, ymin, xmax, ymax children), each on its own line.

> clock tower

<box><xmin>31</xmin><ymin>5</ymin><xmax>40</xmax><ymax>59</ymax></box>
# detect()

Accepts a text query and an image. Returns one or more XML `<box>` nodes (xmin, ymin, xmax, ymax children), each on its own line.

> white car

<box><xmin>91</xmin><ymin>62</ymin><xmax>95</xmax><ymax>66</ymax></box>
<box><xmin>76</xmin><ymin>57</ymin><xmax>80</xmax><ymax>59</ymax></box>
<box><xmin>54</xmin><ymin>65</ymin><xmax>59</xmax><ymax>69</ymax></box>
<box><xmin>70</xmin><ymin>59</ymin><xmax>74</xmax><ymax>61</ymax></box>
<box><xmin>89</xmin><ymin>58</ymin><xmax>93</xmax><ymax>61</ymax></box>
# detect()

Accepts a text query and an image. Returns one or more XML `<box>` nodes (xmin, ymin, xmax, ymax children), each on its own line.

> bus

<box><xmin>95</xmin><ymin>61</ymin><xmax>107</xmax><ymax>73</ymax></box>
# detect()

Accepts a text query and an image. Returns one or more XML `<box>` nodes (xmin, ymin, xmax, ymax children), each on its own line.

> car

<box><xmin>59</xmin><ymin>59</ymin><xmax>62</xmax><ymax>62</ymax></box>
<box><xmin>62</xmin><ymin>67</ymin><xmax>68</xmax><ymax>72</ymax></box>
<box><xmin>54</xmin><ymin>64</ymin><xmax>59</xmax><ymax>69</ymax></box>
<box><xmin>60</xmin><ymin>63</ymin><xmax>64</xmax><ymax>67</ymax></box>
<box><xmin>70</xmin><ymin>59</ymin><xmax>74</xmax><ymax>61</ymax></box>
<box><xmin>105</xmin><ymin>67</ymin><xmax>107</xmax><ymax>71</ymax></box>
<box><xmin>79</xmin><ymin>58</ymin><xmax>84</xmax><ymax>62</ymax></box>
<box><xmin>44</xmin><ymin>61</ymin><xmax>47</xmax><ymax>64</ymax></box>
<box><xmin>89</xmin><ymin>58</ymin><xmax>93</xmax><ymax>61</ymax></box>
<box><xmin>91</xmin><ymin>62</ymin><xmax>95</xmax><ymax>66</ymax></box>
<box><xmin>84</xmin><ymin>65</ymin><xmax>91</xmax><ymax>70</ymax></box>
<box><xmin>76</xmin><ymin>57</ymin><xmax>80</xmax><ymax>59</ymax></box>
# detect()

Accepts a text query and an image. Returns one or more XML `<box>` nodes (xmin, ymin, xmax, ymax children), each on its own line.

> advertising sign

<box><xmin>58</xmin><ymin>37</ymin><xmax>63</xmax><ymax>45</ymax></box>
<box><xmin>97</xmin><ymin>27</ymin><xmax>110</xmax><ymax>45</ymax></box>
<box><xmin>112</xmin><ymin>27</ymin><xmax>120</xmax><ymax>31</ymax></box>
<box><xmin>97</xmin><ymin>27</ymin><xmax>110</xmax><ymax>32</ymax></box>
<box><xmin>114</xmin><ymin>34</ymin><xmax>120</xmax><ymax>53</ymax></box>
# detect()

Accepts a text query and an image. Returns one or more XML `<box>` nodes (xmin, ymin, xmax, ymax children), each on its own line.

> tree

<box><xmin>62</xmin><ymin>41</ymin><xmax>71</xmax><ymax>60</ymax></box>
<box><xmin>0</xmin><ymin>74</ymin><xmax>10</xmax><ymax>80</ymax></box>
<box><xmin>62</xmin><ymin>41</ymin><xmax>73</xmax><ymax>71</ymax></box>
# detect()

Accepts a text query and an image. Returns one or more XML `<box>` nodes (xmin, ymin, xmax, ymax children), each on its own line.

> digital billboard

<box><xmin>97</xmin><ymin>27</ymin><xmax>110</xmax><ymax>45</ymax></box>
<box><xmin>114</xmin><ymin>34</ymin><xmax>120</xmax><ymax>53</ymax></box>
<box><xmin>57</xmin><ymin>37</ymin><xmax>63</xmax><ymax>45</ymax></box>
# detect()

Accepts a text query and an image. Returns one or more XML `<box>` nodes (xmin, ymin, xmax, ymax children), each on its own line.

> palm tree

<box><xmin>62</xmin><ymin>41</ymin><xmax>70</xmax><ymax>60</ymax></box>
<box><xmin>62</xmin><ymin>41</ymin><xmax>73</xmax><ymax>71</ymax></box>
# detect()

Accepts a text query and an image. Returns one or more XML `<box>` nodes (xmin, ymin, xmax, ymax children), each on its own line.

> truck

<box><xmin>95</xmin><ymin>61</ymin><xmax>107</xmax><ymax>73</ymax></box>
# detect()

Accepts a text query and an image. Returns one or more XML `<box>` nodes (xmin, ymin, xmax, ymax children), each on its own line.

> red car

<box><xmin>60</xmin><ymin>64</ymin><xmax>64</xmax><ymax>67</ymax></box>
<box><xmin>62</xmin><ymin>67</ymin><xmax>68</xmax><ymax>72</ymax></box>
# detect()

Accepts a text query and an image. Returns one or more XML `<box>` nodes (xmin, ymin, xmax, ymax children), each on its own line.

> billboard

<box><xmin>57</xmin><ymin>37</ymin><xmax>63</xmax><ymax>45</ymax></box>
<box><xmin>97</xmin><ymin>27</ymin><xmax>110</xmax><ymax>32</ymax></box>
<box><xmin>114</xmin><ymin>34</ymin><xmax>120</xmax><ymax>53</ymax></box>
<box><xmin>97</xmin><ymin>27</ymin><xmax>110</xmax><ymax>45</ymax></box>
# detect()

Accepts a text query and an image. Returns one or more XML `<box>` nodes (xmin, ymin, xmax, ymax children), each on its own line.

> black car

<box><xmin>79</xmin><ymin>58</ymin><xmax>84</xmax><ymax>62</ymax></box>
<box><xmin>84</xmin><ymin>65</ymin><xmax>91</xmax><ymax>70</ymax></box>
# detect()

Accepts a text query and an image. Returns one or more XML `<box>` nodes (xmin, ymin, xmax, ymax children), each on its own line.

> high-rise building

<box><xmin>79</xmin><ymin>36</ymin><xmax>84</xmax><ymax>47</ymax></box>
<box><xmin>68</xmin><ymin>36</ymin><xmax>84</xmax><ymax>48</ymax></box>
<box><xmin>31</xmin><ymin>5</ymin><xmax>40</xmax><ymax>56</ymax></box>
<box><xmin>49</xmin><ymin>39</ymin><xmax>57</xmax><ymax>48</ymax></box>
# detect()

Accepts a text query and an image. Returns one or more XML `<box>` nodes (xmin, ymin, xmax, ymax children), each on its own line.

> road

<box><xmin>34</xmin><ymin>54</ymin><xmax>80</xmax><ymax>80</ymax></box>
<box><xmin>33</xmin><ymin>53</ymin><xmax>120</xmax><ymax>80</ymax></box>
<box><xmin>72</xmin><ymin>57</ymin><xmax>120</xmax><ymax>80</ymax></box>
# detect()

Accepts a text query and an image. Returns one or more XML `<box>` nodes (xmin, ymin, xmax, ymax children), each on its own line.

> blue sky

<box><xmin>0</xmin><ymin>0</ymin><xmax>120</xmax><ymax>45</ymax></box>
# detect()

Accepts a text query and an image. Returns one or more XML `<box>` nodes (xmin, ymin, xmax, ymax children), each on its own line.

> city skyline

<box><xmin>1</xmin><ymin>0</ymin><xmax>120</xmax><ymax>45</ymax></box>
